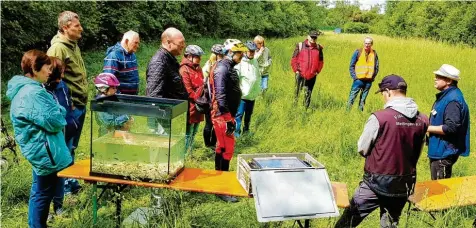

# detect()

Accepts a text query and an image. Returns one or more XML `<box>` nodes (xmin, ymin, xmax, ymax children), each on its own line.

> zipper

<box><xmin>45</xmin><ymin>141</ymin><xmax>56</xmax><ymax>166</ymax></box>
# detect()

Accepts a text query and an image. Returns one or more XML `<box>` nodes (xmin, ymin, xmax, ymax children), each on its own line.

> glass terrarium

<box><xmin>89</xmin><ymin>94</ymin><xmax>187</xmax><ymax>183</ymax></box>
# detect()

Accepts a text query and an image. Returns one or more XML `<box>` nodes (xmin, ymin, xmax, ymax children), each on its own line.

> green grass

<box><xmin>2</xmin><ymin>33</ymin><xmax>476</xmax><ymax>227</ymax></box>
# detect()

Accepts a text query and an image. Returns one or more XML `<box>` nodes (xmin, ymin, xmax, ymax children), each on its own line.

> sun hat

<box><xmin>433</xmin><ymin>64</ymin><xmax>460</xmax><ymax>81</ymax></box>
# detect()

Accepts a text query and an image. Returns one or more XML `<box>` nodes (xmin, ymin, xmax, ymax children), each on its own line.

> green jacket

<box><xmin>47</xmin><ymin>32</ymin><xmax>88</xmax><ymax>106</ymax></box>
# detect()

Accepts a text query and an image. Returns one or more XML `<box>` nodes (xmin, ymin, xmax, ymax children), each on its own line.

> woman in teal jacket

<box><xmin>7</xmin><ymin>50</ymin><xmax>72</xmax><ymax>228</ymax></box>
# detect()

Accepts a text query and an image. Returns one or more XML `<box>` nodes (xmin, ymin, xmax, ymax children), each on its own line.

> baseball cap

<box><xmin>309</xmin><ymin>30</ymin><xmax>319</xmax><ymax>38</ymax></box>
<box><xmin>375</xmin><ymin>74</ymin><xmax>407</xmax><ymax>94</ymax></box>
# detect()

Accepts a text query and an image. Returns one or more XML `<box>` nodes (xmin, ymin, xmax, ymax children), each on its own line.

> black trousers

<box><xmin>430</xmin><ymin>154</ymin><xmax>459</xmax><ymax>180</ymax></box>
<box><xmin>203</xmin><ymin>109</ymin><xmax>216</xmax><ymax>148</ymax></box>
<box><xmin>295</xmin><ymin>73</ymin><xmax>316</xmax><ymax>109</ymax></box>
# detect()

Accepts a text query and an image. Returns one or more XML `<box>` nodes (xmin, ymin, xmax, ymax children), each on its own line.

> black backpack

<box><xmin>194</xmin><ymin>76</ymin><xmax>212</xmax><ymax>113</ymax></box>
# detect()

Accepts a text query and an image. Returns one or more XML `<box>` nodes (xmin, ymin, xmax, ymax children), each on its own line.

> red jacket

<box><xmin>290</xmin><ymin>39</ymin><xmax>324</xmax><ymax>80</ymax></box>
<box><xmin>179</xmin><ymin>58</ymin><xmax>204</xmax><ymax>124</ymax></box>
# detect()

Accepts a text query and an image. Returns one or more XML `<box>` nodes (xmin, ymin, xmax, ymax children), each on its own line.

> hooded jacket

<box><xmin>47</xmin><ymin>81</ymin><xmax>78</xmax><ymax>142</ymax></box>
<box><xmin>103</xmin><ymin>42</ymin><xmax>139</xmax><ymax>94</ymax></box>
<box><xmin>358</xmin><ymin>97</ymin><xmax>428</xmax><ymax>197</ymax></box>
<box><xmin>146</xmin><ymin>47</ymin><xmax>188</xmax><ymax>100</ymax></box>
<box><xmin>179</xmin><ymin>57</ymin><xmax>205</xmax><ymax>124</ymax></box>
<box><xmin>7</xmin><ymin>76</ymin><xmax>73</xmax><ymax>176</ymax></box>
<box><xmin>47</xmin><ymin>32</ymin><xmax>88</xmax><ymax>106</ymax></box>
<box><xmin>235</xmin><ymin>56</ymin><xmax>261</xmax><ymax>101</ymax></box>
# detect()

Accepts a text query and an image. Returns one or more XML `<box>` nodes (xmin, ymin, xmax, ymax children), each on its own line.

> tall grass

<box><xmin>1</xmin><ymin>33</ymin><xmax>475</xmax><ymax>227</ymax></box>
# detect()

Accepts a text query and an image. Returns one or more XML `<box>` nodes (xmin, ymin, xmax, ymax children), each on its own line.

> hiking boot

<box><xmin>217</xmin><ymin>195</ymin><xmax>239</xmax><ymax>203</ymax></box>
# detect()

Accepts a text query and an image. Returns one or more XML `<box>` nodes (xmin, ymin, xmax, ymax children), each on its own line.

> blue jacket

<box><xmin>349</xmin><ymin>48</ymin><xmax>379</xmax><ymax>81</ymax></box>
<box><xmin>47</xmin><ymin>81</ymin><xmax>79</xmax><ymax>142</ymax></box>
<box><xmin>94</xmin><ymin>95</ymin><xmax>131</xmax><ymax>136</ymax></box>
<box><xmin>7</xmin><ymin>76</ymin><xmax>73</xmax><ymax>175</ymax></box>
<box><xmin>103</xmin><ymin>43</ymin><xmax>139</xmax><ymax>94</ymax></box>
<box><xmin>428</xmin><ymin>86</ymin><xmax>470</xmax><ymax>159</ymax></box>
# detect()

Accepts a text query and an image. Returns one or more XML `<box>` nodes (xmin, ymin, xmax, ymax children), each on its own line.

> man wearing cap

<box><xmin>346</xmin><ymin>37</ymin><xmax>379</xmax><ymax>111</ymax></box>
<box><xmin>427</xmin><ymin>64</ymin><xmax>470</xmax><ymax>180</ymax></box>
<box><xmin>291</xmin><ymin>30</ymin><xmax>324</xmax><ymax>109</ymax></box>
<box><xmin>335</xmin><ymin>75</ymin><xmax>429</xmax><ymax>227</ymax></box>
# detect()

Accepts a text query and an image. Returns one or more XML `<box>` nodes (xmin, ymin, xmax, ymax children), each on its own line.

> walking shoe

<box><xmin>217</xmin><ymin>195</ymin><xmax>239</xmax><ymax>203</ymax></box>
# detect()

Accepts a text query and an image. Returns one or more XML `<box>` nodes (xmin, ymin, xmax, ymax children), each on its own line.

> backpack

<box><xmin>194</xmin><ymin>77</ymin><xmax>211</xmax><ymax>113</ymax></box>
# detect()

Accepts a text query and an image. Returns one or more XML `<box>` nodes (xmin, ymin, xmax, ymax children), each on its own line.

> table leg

<box><xmin>304</xmin><ymin>219</ymin><xmax>310</xmax><ymax>228</ymax></box>
<box><xmin>92</xmin><ymin>182</ymin><xmax>98</xmax><ymax>225</ymax></box>
<box><xmin>115</xmin><ymin>190</ymin><xmax>122</xmax><ymax>228</ymax></box>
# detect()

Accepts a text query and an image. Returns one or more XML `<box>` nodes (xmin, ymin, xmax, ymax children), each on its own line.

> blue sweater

<box><xmin>48</xmin><ymin>81</ymin><xmax>78</xmax><ymax>143</ymax></box>
<box><xmin>103</xmin><ymin>43</ymin><xmax>139</xmax><ymax>94</ymax></box>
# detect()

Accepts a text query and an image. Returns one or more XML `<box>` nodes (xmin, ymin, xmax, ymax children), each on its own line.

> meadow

<box><xmin>1</xmin><ymin>32</ymin><xmax>475</xmax><ymax>227</ymax></box>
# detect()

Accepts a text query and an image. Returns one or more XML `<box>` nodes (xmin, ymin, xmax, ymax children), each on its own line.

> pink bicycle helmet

<box><xmin>94</xmin><ymin>73</ymin><xmax>120</xmax><ymax>89</ymax></box>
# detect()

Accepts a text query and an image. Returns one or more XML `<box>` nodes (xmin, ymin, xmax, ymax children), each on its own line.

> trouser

<box><xmin>261</xmin><ymin>74</ymin><xmax>269</xmax><ymax>91</ymax></box>
<box><xmin>347</xmin><ymin>79</ymin><xmax>372</xmax><ymax>112</ymax></box>
<box><xmin>430</xmin><ymin>154</ymin><xmax>459</xmax><ymax>180</ymax></box>
<box><xmin>335</xmin><ymin>182</ymin><xmax>407</xmax><ymax>228</ymax></box>
<box><xmin>212</xmin><ymin>116</ymin><xmax>235</xmax><ymax>171</ymax></box>
<box><xmin>29</xmin><ymin>171</ymin><xmax>61</xmax><ymax>228</ymax></box>
<box><xmin>235</xmin><ymin>99</ymin><xmax>256</xmax><ymax>137</ymax></box>
<box><xmin>69</xmin><ymin>105</ymin><xmax>86</xmax><ymax>152</ymax></box>
<box><xmin>203</xmin><ymin>110</ymin><xmax>217</xmax><ymax>148</ymax></box>
<box><xmin>295</xmin><ymin>73</ymin><xmax>316</xmax><ymax>109</ymax></box>
<box><xmin>185</xmin><ymin>122</ymin><xmax>200</xmax><ymax>154</ymax></box>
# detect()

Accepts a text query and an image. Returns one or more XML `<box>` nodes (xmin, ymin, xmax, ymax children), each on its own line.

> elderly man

<box><xmin>146</xmin><ymin>27</ymin><xmax>187</xmax><ymax>135</ymax></box>
<box><xmin>291</xmin><ymin>30</ymin><xmax>324</xmax><ymax>109</ymax></box>
<box><xmin>347</xmin><ymin>37</ymin><xmax>379</xmax><ymax>111</ymax></box>
<box><xmin>427</xmin><ymin>64</ymin><xmax>470</xmax><ymax>180</ymax></box>
<box><xmin>103</xmin><ymin>30</ymin><xmax>140</xmax><ymax>95</ymax></box>
<box><xmin>335</xmin><ymin>75</ymin><xmax>428</xmax><ymax>228</ymax></box>
<box><xmin>47</xmin><ymin>10</ymin><xmax>86</xmax><ymax>195</ymax></box>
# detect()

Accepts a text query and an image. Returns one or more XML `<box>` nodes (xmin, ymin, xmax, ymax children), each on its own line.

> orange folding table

<box><xmin>408</xmin><ymin>175</ymin><xmax>476</xmax><ymax>221</ymax></box>
<box><xmin>58</xmin><ymin>159</ymin><xmax>349</xmax><ymax>226</ymax></box>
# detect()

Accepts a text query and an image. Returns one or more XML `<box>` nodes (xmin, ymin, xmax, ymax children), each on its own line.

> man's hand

<box><xmin>225</xmin><ymin>121</ymin><xmax>236</xmax><ymax>136</ymax></box>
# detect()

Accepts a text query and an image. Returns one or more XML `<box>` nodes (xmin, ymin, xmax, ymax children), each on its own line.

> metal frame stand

<box><xmin>92</xmin><ymin>182</ymin><xmax>128</xmax><ymax>228</ymax></box>
<box><xmin>296</xmin><ymin>219</ymin><xmax>311</xmax><ymax>228</ymax></box>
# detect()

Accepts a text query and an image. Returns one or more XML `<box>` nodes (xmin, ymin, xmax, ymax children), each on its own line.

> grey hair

<box><xmin>122</xmin><ymin>30</ymin><xmax>139</xmax><ymax>42</ymax></box>
<box><xmin>364</xmin><ymin>36</ymin><xmax>373</xmax><ymax>44</ymax></box>
<box><xmin>58</xmin><ymin>11</ymin><xmax>79</xmax><ymax>33</ymax></box>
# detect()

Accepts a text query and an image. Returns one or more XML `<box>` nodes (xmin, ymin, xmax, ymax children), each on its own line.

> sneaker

<box><xmin>217</xmin><ymin>195</ymin><xmax>239</xmax><ymax>203</ymax></box>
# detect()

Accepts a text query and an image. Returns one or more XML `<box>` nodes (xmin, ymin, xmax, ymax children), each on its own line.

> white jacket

<box><xmin>234</xmin><ymin>57</ymin><xmax>261</xmax><ymax>100</ymax></box>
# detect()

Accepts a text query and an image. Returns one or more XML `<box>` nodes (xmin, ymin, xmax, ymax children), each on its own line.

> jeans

<box><xmin>347</xmin><ymin>79</ymin><xmax>372</xmax><ymax>111</ymax></box>
<box><xmin>335</xmin><ymin>182</ymin><xmax>407</xmax><ymax>228</ymax></box>
<box><xmin>185</xmin><ymin>122</ymin><xmax>200</xmax><ymax>154</ymax></box>
<box><xmin>29</xmin><ymin>170</ymin><xmax>62</xmax><ymax>228</ymax></box>
<box><xmin>235</xmin><ymin>99</ymin><xmax>255</xmax><ymax>137</ymax></box>
<box><xmin>203</xmin><ymin>110</ymin><xmax>217</xmax><ymax>148</ymax></box>
<box><xmin>69</xmin><ymin>106</ymin><xmax>86</xmax><ymax>151</ymax></box>
<box><xmin>430</xmin><ymin>155</ymin><xmax>459</xmax><ymax>180</ymax></box>
<box><xmin>261</xmin><ymin>75</ymin><xmax>269</xmax><ymax>91</ymax></box>
<box><xmin>295</xmin><ymin>73</ymin><xmax>316</xmax><ymax>109</ymax></box>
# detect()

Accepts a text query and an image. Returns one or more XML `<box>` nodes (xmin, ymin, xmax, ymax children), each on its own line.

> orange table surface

<box><xmin>408</xmin><ymin>175</ymin><xmax>476</xmax><ymax>211</ymax></box>
<box><xmin>59</xmin><ymin>160</ymin><xmax>349</xmax><ymax>208</ymax></box>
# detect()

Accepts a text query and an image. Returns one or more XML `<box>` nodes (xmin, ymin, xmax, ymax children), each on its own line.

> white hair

<box><xmin>122</xmin><ymin>30</ymin><xmax>139</xmax><ymax>42</ymax></box>
<box><xmin>364</xmin><ymin>36</ymin><xmax>373</xmax><ymax>44</ymax></box>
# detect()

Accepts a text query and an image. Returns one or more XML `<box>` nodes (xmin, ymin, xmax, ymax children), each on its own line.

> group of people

<box><xmin>294</xmin><ymin>31</ymin><xmax>470</xmax><ymax>227</ymax></box>
<box><xmin>5</xmin><ymin>9</ymin><xmax>471</xmax><ymax>228</ymax></box>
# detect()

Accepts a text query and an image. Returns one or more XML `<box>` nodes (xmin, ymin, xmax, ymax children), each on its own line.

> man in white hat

<box><xmin>427</xmin><ymin>64</ymin><xmax>470</xmax><ymax>180</ymax></box>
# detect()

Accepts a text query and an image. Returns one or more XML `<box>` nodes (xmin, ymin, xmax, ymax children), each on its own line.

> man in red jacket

<box><xmin>291</xmin><ymin>30</ymin><xmax>324</xmax><ymax>109</ymax></box>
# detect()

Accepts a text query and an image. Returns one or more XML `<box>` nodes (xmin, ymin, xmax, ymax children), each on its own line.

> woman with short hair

<box><xmin>7</xmin><ymin>50</ymin><xmax>72</xmax><ymax>228</ymax></box>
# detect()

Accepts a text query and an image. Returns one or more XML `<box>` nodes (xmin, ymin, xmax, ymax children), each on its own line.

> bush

<box><xmin>343</xmin><ymin>22</ymin><xmax>369</xmax><ymax>33</ymax></box>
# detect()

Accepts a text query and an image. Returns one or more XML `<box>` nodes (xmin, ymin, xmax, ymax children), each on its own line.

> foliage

<box><xmin>344</xmin><ymin>22</ymin><xmax>369</xmax><ymax>34</ymax></box>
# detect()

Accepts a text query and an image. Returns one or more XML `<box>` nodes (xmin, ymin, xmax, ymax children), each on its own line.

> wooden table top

<box><xmin>59</xmin><ymin>160</ymin><xmax>350</xmax><ymax>208</ymax></box>
<box><xmin>409</xmin><ymin>175</ymin><xmax>476</xmax><ymax>211</ymax></box>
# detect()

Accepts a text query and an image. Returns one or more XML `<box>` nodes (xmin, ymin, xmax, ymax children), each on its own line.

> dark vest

<box><xmin>364</xmin><ymin>108</ymin><xmax>428</xmax><ymax>197</ymax></box>
<box><xmin>428</xmin><ymin>86</ymin><xmax>470</xmax><ymax>159</ymax></box>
